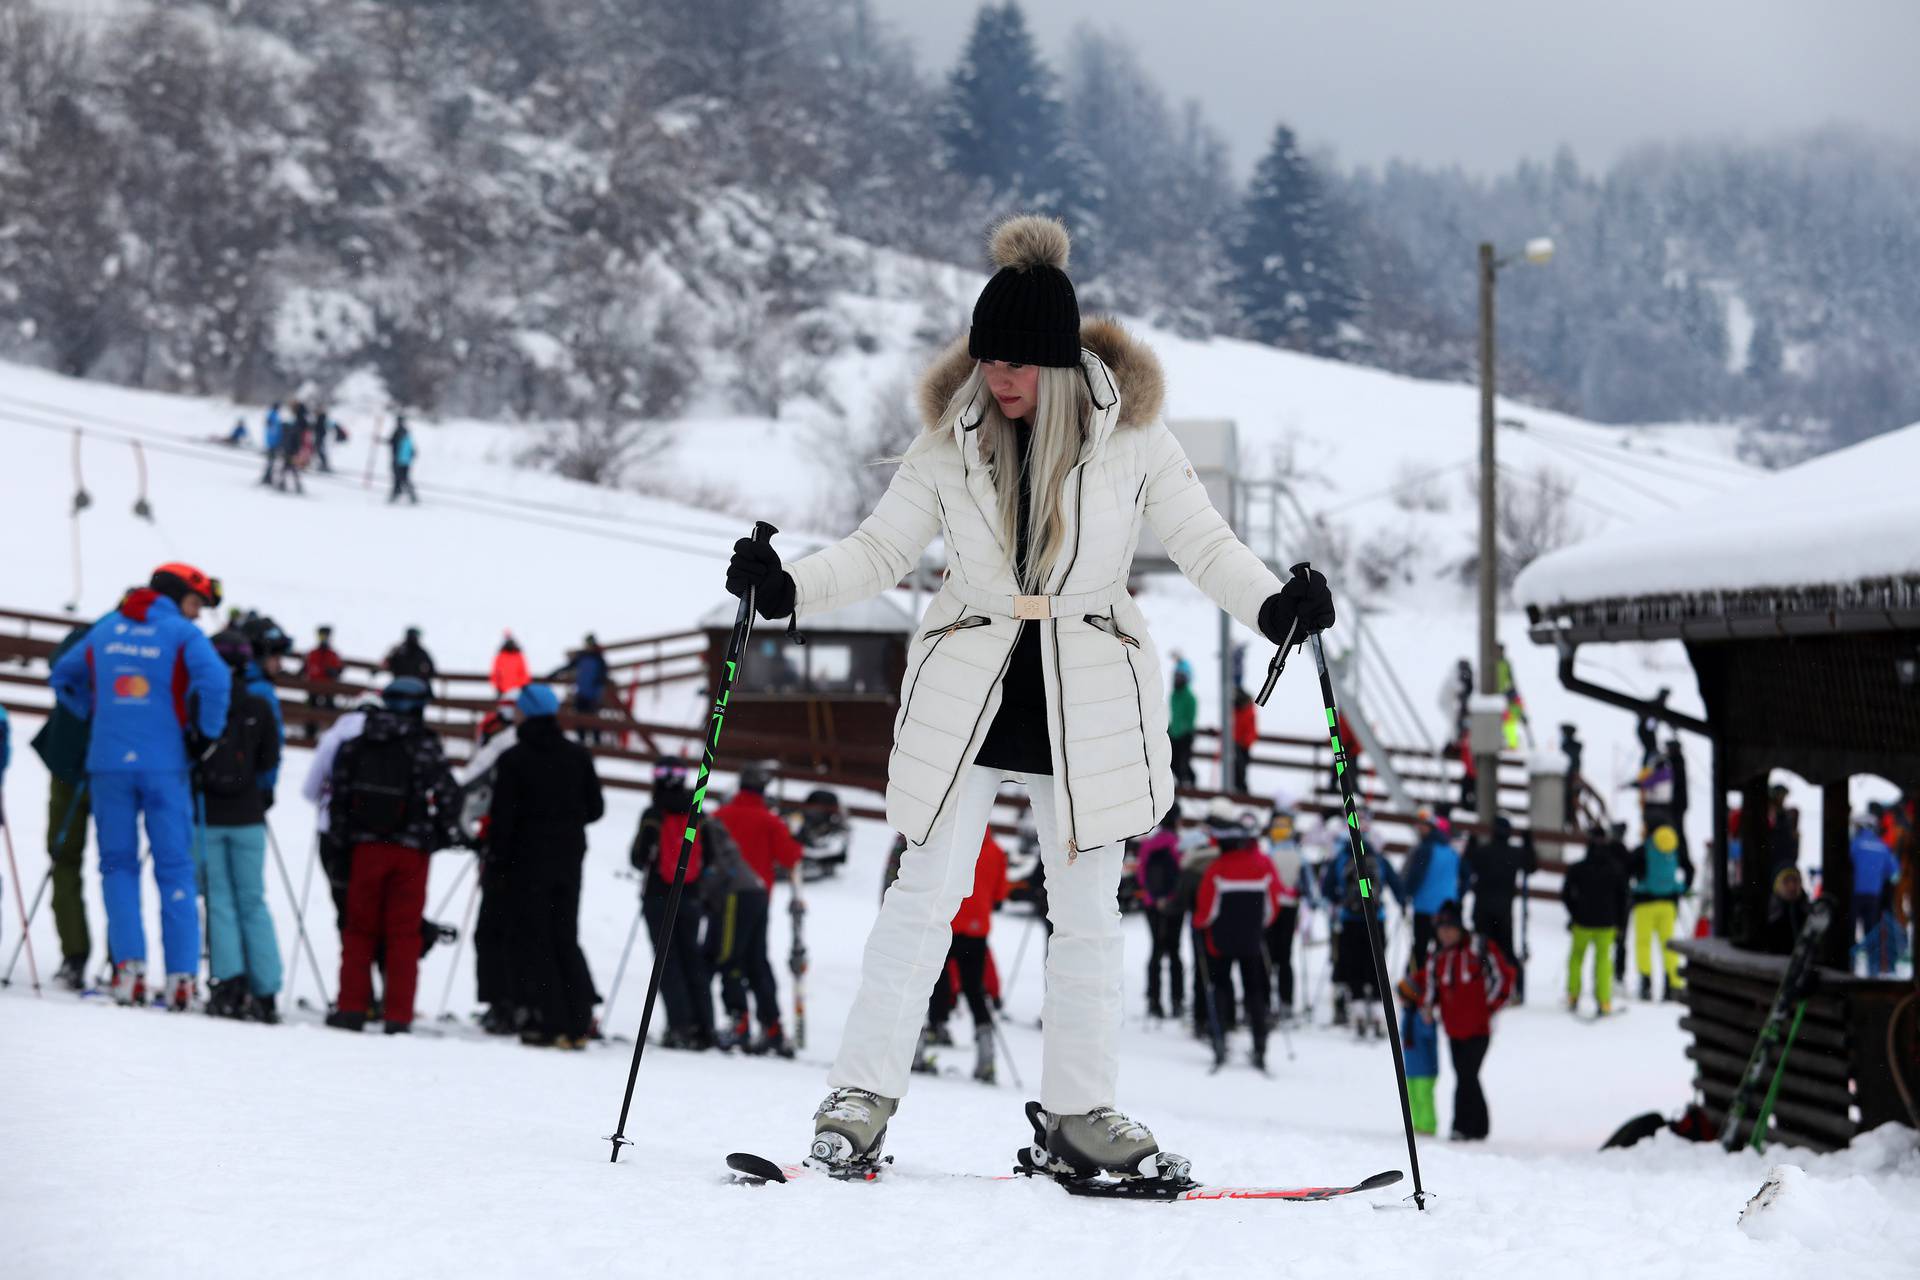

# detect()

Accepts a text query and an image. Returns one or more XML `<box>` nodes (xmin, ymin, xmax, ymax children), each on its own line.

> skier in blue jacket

<box><xmin>1849</xmin><ymin>814</ymin><xmax>1901</xmax><ymax>975</ymax></box>
<box><xmin>1403</xmin><ymin>807</ymin><xmax>1461</xmax><ymax>967</ymax></box>
<box><xmin>49</xmin><ymin>564</ymin><xmax>230</xmax><ymax>1009</ymax></box>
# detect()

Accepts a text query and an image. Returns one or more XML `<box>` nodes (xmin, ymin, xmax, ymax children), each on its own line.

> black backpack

<box><xmin>1141</xmin><ymin>841</ymin><xmax>1180</xmax><ymax>905</ymax></box>
<box><xmin>198</xmin><ymin>683</ymin><xmax>260</xmax><ymax>796</ymax></box>
<box><xmin>339</xmin><ymin>727</ymin><xmax>419</xmax><ymax>838</ymax></box>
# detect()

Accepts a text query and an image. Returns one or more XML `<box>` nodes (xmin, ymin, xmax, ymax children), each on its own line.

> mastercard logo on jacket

<box><xmin>113</xmin><ymin>673</ymin><xmax>152</xmax><ymax>699</ymax></box>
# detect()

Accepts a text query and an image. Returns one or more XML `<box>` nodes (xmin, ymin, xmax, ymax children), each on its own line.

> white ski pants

<box><xmin>829</xmin><ymin>766</ymin><xmax>1126</xmax><ymax>1112</ymax></box>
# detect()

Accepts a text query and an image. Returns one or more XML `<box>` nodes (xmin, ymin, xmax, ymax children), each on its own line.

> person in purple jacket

<box><xmin>1136</xmin><ymin>803</ymin><xmax>1185</xmax><ymax>1019</ymax></box>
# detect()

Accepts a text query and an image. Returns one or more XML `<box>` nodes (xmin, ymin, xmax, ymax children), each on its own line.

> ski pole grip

<box><xmin>753</xmin><ymin>520</ymin><xmax>779</xmax><ymax>547</ymax></box>
<box><xmin>1289</xmin><ymin>560</ymin><xmax>1312</xmax><ymax>581</ymax></box>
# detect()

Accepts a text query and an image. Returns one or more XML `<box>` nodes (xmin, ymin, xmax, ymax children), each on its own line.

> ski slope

<box><xmin>1</xmin><ymin>354</ymin><xmax>1915</xmax><ymax>1277</ymax></box>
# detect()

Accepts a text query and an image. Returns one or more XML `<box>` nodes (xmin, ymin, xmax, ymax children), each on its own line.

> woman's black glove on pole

<box><xmin>726</xmin><ymin>536</ymin><xmax>797</xmax><ymax>620</ymax></box>
<box><xmin>1258</xmin><ymin>567</ymin><xmax>1335</xmax><ymax>644</ymax></box>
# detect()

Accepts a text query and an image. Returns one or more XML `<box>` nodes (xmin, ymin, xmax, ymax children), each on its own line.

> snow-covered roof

<box><xmin>1516</xmin><ymin>420</ymin><xmax>1920</xmax><ymax>609</ymax></box>
<box><xmin>698</xmin><ymin>592</ymin><xmax>915</xmax><ymax>635</ymax></box>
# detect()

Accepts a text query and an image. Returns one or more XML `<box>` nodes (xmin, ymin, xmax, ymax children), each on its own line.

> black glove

<box><xmin>725</xmin><ymin>537</ymin><xmax>796</xmax><ymax>620</ymax></box>
<box><xmin>1258</xmin><ymin>565</ymin><xmax>1335</xmax><ymax>644</ymax></box>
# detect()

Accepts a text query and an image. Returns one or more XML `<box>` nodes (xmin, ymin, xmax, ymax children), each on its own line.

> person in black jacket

<box><xmin>630</xmin><ymin>758</ymin><xmax>717</xmax><ymax>1050</ymax></box>
<box><xmin>490</xmin><ymin>685</ymin><xmax>605</xmax><ymax>1048</ymax></box>
<box><xmin>383</xmin><ymin>627</ymin><xmax>436</xmax><ymax>681</ymax></box>
<box><xmin>1462</xmin><ymin>816</ymin><xmax>1538</xmax><ymax>1002</ymax></box>
<box><xmin>195</xmin><ymin>631</ymin><xmax>285</xmax><ymax>1021</ymax></box>
<box><xmin>1561</xmin><ymin>830</ymin><xmax>1630</xmax><ymax>1015</ymax></box>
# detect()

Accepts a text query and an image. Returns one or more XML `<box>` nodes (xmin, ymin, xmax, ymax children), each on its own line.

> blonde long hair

<box><xmin>942</xmin><ymin>363</ymin><xmax>1091</xmax><ymax>591</ymax></box>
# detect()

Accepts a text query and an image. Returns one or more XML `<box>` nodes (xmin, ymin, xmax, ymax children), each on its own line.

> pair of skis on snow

<box><xmin>726</xmin><ymin>1097</ymin><xmax>1402</xmax><ymax>1203</ymax></box>
<box><xmin>724</xmin><ymin>1148</ymin><xmax>1403</xmax><ymax>1203</ymax></box>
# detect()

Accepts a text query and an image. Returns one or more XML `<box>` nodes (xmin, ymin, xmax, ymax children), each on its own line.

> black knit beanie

<box><xmin>968</xmin><ymin>215</ymin><xmax>1080</xmax><ymax>368</ymax></box>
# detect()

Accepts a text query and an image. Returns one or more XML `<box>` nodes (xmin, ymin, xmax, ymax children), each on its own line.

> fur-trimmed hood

<box><xmin>914</xmin><ymin>316</ymin><xmax>1166</xmax><ymax>433</ymax></box>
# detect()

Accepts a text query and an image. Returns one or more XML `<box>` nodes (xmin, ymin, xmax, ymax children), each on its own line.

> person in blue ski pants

<box><xmin>49</xmin><ymin>564</ymin><xmax>229</xmax><ymax>1007</ymax></box>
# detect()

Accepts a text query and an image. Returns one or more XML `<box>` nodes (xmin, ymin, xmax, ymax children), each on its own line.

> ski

<box><xmin>725</xmin><ymin>1152</ymin><xmax>1403</xmax><ymax>1202</ymax></box>
<box><xmin>1720</xmin><ymin>898</ymin><xmax>1833</xmax><ymax>1151</ymax></box>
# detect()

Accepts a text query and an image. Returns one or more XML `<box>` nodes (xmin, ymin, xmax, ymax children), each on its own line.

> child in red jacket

<box><xmin>1401</xmin><ymin>899</ymin><xmax>1515</xmax><ymax>1140</ymax></box>
<box><xmin>1196</xmin><ymin>805</ymin><xmax>1284</xmax><ymax>1069</ymax></box>
<box><xmin>920</xmin><ymin>832</ymin><xmax>1010</xmax><ymax>1083</ymax></box>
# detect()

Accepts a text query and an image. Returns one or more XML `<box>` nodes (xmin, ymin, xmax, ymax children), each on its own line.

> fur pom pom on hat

<box><xmin>969</xmin><ymin>214</ymin><xmax>1080</xmax><ymax>368</ymax></box>
<box><xmin>989</xmin><ymin>215</ymin><xmax>1071</xmax><ymax>272</ymax></box>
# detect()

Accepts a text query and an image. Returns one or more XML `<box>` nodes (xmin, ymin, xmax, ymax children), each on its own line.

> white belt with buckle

<box><xmin>948</xmin><ymin>580</ymin><xmax>1123</xmax><ymax>620</ymax></box>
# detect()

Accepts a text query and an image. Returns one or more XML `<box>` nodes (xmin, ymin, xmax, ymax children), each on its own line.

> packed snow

<box><xmin>1</xmin><ymin>354</ymin><xmax>1914</xmax><ymax>1278</ymax></box>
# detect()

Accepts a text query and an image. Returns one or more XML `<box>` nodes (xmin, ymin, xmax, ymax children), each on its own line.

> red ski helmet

<box><xmin>150</xmin><ymin>562</ymin><xmax>222</xmax><ymax>609</ymax></box>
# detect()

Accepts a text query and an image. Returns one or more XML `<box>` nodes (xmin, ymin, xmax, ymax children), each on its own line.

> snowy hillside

<box><xmin>3</xmin><ymin>353</ymin><xmax>1915</xmax><ymax>1278</ymax></box>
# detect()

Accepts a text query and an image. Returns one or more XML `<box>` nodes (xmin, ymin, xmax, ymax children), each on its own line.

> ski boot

<box><xmin>109</xmin><ymin>959</ymin><xmax>147</xmax><ymax>1007</ymax></box>
<box><xmin>1017</xmin><ymin>1101</ymin><xmax>1194</xmax><ymax>1191</ymax></box>
<box><xmin>973</xmin><ymin>1025</ymin><xmax>997</xmax><ymax>1085</ymax></box>
<box><xmin>204</xmin><ymin>977</ymin><xmax>249</xmax><ymax>1019</ymax></box>
<box><xmin>928</xmin><ymin>1020</ymin><xmax>955</xmax><ymax>1048</ymax></box>
<box><xmin>326</xmin><ymin>1009</ymin><xmax>367</xmax><ymax>1032</ymax></box>
<box><xmin>747</xmin><ymin>1022</ymin><xmax>794</xmax><ymax>1059</ymax></box>
<box><xmin>1251</xmin><ymin>1041</ymin><xmax>1268</xmax><ymax>1073</ymax></box>
<box><xmin>809</xmin><ymin>1088</ymin><xmax>897</xmax><ymax>1178</ymax></box>
<box><xmin>479</xmin><ymin>1005</ymin><xmax>518</xmax><ymax>1036</ymax></box>
<box><xmin>717</xmin><ymin>1012</ymin><xmax>751</xmax><ymax>1051</ymax></box>
<box><xmin>1638</xmin><ymin>976</ymin><xmax>1653</xmax><ymax>1002</ymax></box>
<box><xmin>1661</xmin><ymin>983</ymin><xmax>1685</xmax><ymax>1004</ymax></box>
<box><xmin>54</xmin><ymin>958</ymin><xmax>86</xmax><ymax>992</ymax></box>
<box><xmin>165</xmin><ymin>973</ymin><xmax>196</xmax><ymax>1012</ymax></box>
<box><xmin>248</xmin><ymin>993</ymin><xmax>280</xmax><ymax>1025</ymax></box>
<box><xmin>1147</xmin><ymin>995</ymin><xmax>1166</xmax><ymax>1020</ymax></box>
<box><xmin>911</xmin><ymin>1025</ymin><xmax>939</xmax><ymax>1075</ymax></box>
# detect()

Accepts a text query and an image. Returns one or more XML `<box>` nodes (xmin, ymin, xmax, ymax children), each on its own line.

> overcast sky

<box><xmin>866</xmin><ymin>0</ymin><xmax>1920</xmax><ymax>176</ymax></box>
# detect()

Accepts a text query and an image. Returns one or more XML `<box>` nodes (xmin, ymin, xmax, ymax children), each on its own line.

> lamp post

<box><xmin>1475</xmin><ymin>237</ymin><xmax>1554</xmax><ymax>826</ymax></box>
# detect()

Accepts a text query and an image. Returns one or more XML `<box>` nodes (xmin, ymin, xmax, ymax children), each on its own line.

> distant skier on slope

<box><xmin>721</xmin><ymin>215</ymin><xmax>1334</xmax><ymax>1181</ymax></box>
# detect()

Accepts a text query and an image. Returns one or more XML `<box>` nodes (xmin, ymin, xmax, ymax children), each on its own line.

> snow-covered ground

<box><xmin>2</xmin><ymin>351</ymin><xmax>1916</xmax><ymax>1276</ymax></box>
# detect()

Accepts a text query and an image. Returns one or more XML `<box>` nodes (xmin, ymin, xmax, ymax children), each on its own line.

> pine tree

<box><xmin>942</xmin><ymin>3</ymin><xmax>1069</xmax><ymax>207</ymax></box>
<box><xmin>1228</xmin><ymin>124</ymin><xmax>1365</xmax><ymax>354</ymax></box>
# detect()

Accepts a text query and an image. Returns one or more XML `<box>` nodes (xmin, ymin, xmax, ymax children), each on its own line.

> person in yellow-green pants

<box><xmin>1630</xmin><ymin>824</ymin><xmax>1693</xmax><ymax>1001</ymax></box>
<box><xmin>1396</xmin><ymin>979</ymin><xmax>1441</xmax><ymax>1134</ymax></box>
<box><xmin>1561</xmin><ymin>831</ymin><xmax>1630</xmax><ymax>1014</ymax></box>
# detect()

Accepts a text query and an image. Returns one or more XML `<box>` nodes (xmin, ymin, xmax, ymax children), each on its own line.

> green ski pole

<box><xmin>607</xmin><ymin>521</ymin><xmax>780</xmax><ymax>1163</ymax></box>
<box><xmin>1260</xmin><ymin>561</ymin><xmax>1429</xmax><ymax>1210</ymax></box>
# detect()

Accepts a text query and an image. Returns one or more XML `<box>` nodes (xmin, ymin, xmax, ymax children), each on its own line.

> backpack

<box><xmin>198</xmin><ymin>685</ymin><xmax>261</xmax><ymax>796</ymax></box>
<box><xmin>1141</xmin><ymin>840</ymin><xmax>1180</xmax><ymax>905</ymax></box>
<box><xmin>338</xmin><ymin>725</ymin><xmax>420</xmax><ymax>839</ymax></box>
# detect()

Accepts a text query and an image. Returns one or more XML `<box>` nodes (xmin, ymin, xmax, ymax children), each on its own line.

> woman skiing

<box><xmin>724</xmin><ymin>216</ymin><xmax>1335</xmax><ymax>1180</ymax></box>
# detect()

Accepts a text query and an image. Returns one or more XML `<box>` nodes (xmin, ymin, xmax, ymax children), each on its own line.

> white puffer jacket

<box><xmin>787</xmin><ymin>319</ymin><xmax>1285</xmax><ymax>852</ymax></box>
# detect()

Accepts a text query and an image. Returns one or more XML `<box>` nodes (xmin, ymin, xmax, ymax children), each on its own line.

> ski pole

<box><xmin>1</xmin><ymin>820</ymin><xmax>42</xmax><ymax>994</ymax></box>
<box><xmin>986</xmin><ymin>1008</ymin><xmax>1025</xmax><ymax>1091</ymax></box>
<box><xmin>265</xmin><ymin>824</ymin><xmax>333</xmax><ymax>1009</ymax></box>
<box><xmin>1007</xmin><ymin>910</ymin><xmax>1039</xmax><ymax>997</ymax></box>
<box><xmin>434</xmin><ymin>874</ymin><xmax>483</xmax><ymax>1022</ymax></box>
<box><xmin>430</xmin><ymin>852</ymin><xmax>475</xmax><ymax>921</ymax></box>
<box><xmin>285</xmin><ymin>833</ymin><xmax>320</xmax><ymax>1009</ymax></box>
<box><xmin>608</xmin><ymin>521</ymin><xmax>779</xmax><ymax>1163</ymax></box>
<box><xmin>1270</xmin><ymin>561</ymin><xmax>1430</xmax><ymax>1209</ymax></box>
<box><xmin>1</xmin><ymin>867</ymin><xmax>52</xmax><ymax>988</ymax></box>
<box><xmin>601</xmin><ymin>895</ymin><xmax>647</xmax><ymax>1023</ymax></box>
<box><xmin>1190</xmin><ymin>924</ymin><xmax>1228</xmax><ymax>1070</ymax></box>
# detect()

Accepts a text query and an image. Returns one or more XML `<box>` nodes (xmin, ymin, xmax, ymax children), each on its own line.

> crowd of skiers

<box><xmin>6</xmin><ymin>562</ymin><xmax>632</xmax><ymax>1050</ymax></box>
<box><xmin>229</xmin><ymin>400</ymin><xmax>421</xmax><ymax>504</ymax></box>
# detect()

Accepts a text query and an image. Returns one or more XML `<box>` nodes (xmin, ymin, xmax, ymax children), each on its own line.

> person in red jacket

<box><xmin>712</xmin><ymin>761</ymin><xmax>804</xmax><ymax>1055</ymax></box>
<box><xmin>1230</xmin><ymin>690</ymin><xmax>1258</xmax><ymax>795</ymax></box>
<box><xmin>920</xmin><ymin>831</ymin><xmax>1010</xmax><ymax>1083</ymax></box>
<box><xmin>1195</xmin><ymin>804</ymin><xmax>1284</xmax><ymax>1069</ymax></box>
<box><xmin>489</xmin><ymin>633</ymin><xmax>531</xmax><ymax>696</ymax></box>
<box><xmin>1401</xmin><ymin>899</ymin><xmax>1516</xmax><ymax>1140</ymax></box>
<box><xmin>302</xmin><ymin>624</ymin><xmax>345</xmax><ymax>744</ymax></box>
